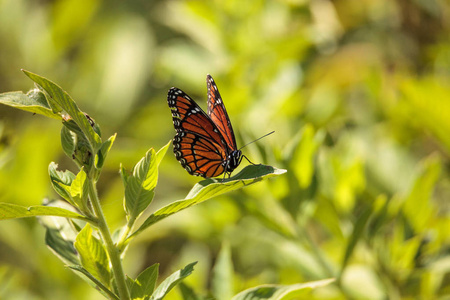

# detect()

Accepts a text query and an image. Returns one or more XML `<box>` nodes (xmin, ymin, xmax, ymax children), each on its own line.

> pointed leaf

<box><xmin>22</xmin><ymin>70</ymin><xmax>101</xmax><ymax>151</ymax></box>
<box><xmin>231</xmin><ymin>279</ymin><xmax>335</xmax><ymax>300</ymax></box>
<box><xmin>130</xmin><ymin>165</ymin><xmax>286</xmax><ymax>238</ymax></box>
<box><xmin>70</xmin><ymin>167</ymin><xmax>89</xmax><ymax>208</ymax></box>
<box><xmin>130</xmin><ymin>263</ymin><xmax>159</xmax><ymax>299</ymax></box>
<box><xmin>49</xmin><ymin>162</ymin><xmax>77</xmax><ymax>204</ymax></box>
<box><xmin>155</xmin><ymin>141</ymin><xmax>171</xmax><ymax>166</ymax></box>
<box><xmin>341</xmin><ymin>207</ymin><xmax>372</xmax><ymax>272</ymax></box>
<box><xmin>96</xmin><ymin>133</ymin><xmax>116</xmax><ymax>169</ymax></box>
<box><xmin>212</xmin><ymin>243</ymin><xmax>233</xmax><ymax>300</ymax></box>
<box><xmin>150</xmin><ymin>262</ymin><xmax>197</xmax><ymax>300</ymax></box>
<box><xmin>0</xmin><ymin>90</ymin><xmax>61</xmax><ymax>119</ymax></box>
<box><xmin>124</xmin><ymin>142</ymin><xmax>169</xmax><ymax>220</ymax></box>
<box><xmin>0</xmin><ymin>203</ymin><xmax>89</xmax><ymax>221</ymax></box>
<box><xmin>74</xmin><ymin>224</ymin><xmax>111</xmax><ymax>287</ymax></box>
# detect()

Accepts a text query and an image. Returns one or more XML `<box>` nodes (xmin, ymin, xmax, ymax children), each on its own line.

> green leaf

<box><xmin>340</xmin><ymin>207</ymin><xmax>372</xmax><ymax>273</ymax></box>
<box><xmin>130</xmin><ymin>263</ymin><xmax>159</xmax><ymax>299</ymax></box>
<box><xmin>291</xmin><ymin>124</ymin><xmax>324</xmax><ymax>188</ymax></box>
<box><xmin>49</xmin><ymin>162</ymin><xmax>77</xmax><ymax>205</ymax></box>
<box><xmin>69</xmin><ymin>265</ymin><xmax>119</xmax><ymax>300</ymax></box>
<box><xmin>178</xmin><ymin>282</ymin><xmax>202</xmax><ymax>300</ymax></box>
<box><xmin>0</xmin><ymin>203</ymin><xmax>89</xmax><ymax>221</ymax></box>
<box><xmin>155</xmin><ymin>140</ymin><xmax>171</xmax><ymax>166</ymax></box>
<box><xmin>74</xmin><ymin>224</ymin><xmax>111</xmax><ymax>287</ymax></box>
<box><xmin>45</xmin><ymin>227</ymin><xmax>79</xmax><ymax>266</ymax></box>
<box><xmin>231</xmin><ymin>279</ymin><xmax>335</xmax><ymax>300</ymax></box>
<box><xmin>96</xmin><ymin>133</ymin><xmax>116</xmax><ymax>169</ymax></box>
<box><xmin>403</xmin><ymin>155</ymin><xmax>441</xmax><ymax>232</ymax></box>
<box><xmin>22</xmin><ymin>70</ymin><xmax>102</xmax><ymax>151</ymax></box>
<box><xmin>123</xmin><ymin>142</ymin><xmax>170</xmax><ymax>221</ymax></box>
<box><xmin>150</xmin><ymin>262</ymin><xmax>197</xmax><ymax>300</ymax></box>
<box><xmin>61</xmin><ymin>126</ymin><xmax>76</xmax><ymax>158</ymax></box>
<box><xmin>0</xmin><ymin>90</ymin><xmax>61</xmax><ymax>119</ymax></box>
<box><xmin>70</xmin><ymin>167</ymin><xmax>89</xmax><ymax>208</ymax></box>
<box><xmin>130</xmin><ymin>165</ymin><xmax>286</xmax><ymax>238</ymax></box>
<box><xmin>212</xmin><ymin>243</ymin><xmax>233</xmax><ymax>300</ymax></box>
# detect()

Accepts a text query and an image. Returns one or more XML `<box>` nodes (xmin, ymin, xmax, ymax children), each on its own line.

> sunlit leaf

<box><xmin>123</xmin><ymin>142</ymin><xmax>170</xmax><ymax>220</ymax></box>
<box><xmin>291</xmin><ymin>124</ymin><xmax>324</xmax><ymax>188</ymax></box>
<box><xmin>0</xmin><ymin>90</ymin><xmax>61</xmax><ymax>119</ymax></box>
<box><xmin>130</xmin><ymin>165</ymin><xmax>286</xmax><ymax>239</ymax></box>
<box><xmin>231</xmin><ymin>279</ymin><xmax>335</xmax><ymax>300</ymax></box>
<box><xmin>96</xmin><ymin>133</ymin><xmax>116</xmax><ymax>169</ymax></box>
<box><xmin>74</xmin><ymin>224</ymin><xmax>111</xmax><ymax>287</ymax></box>
<box><xmin>22</xmin><ymin>70</ymin><xmax>102</xmax><ymax>151</ymax></box>
<box><xmin>48</xmin><ymin>162</ymin><xmax>77</xmax><ymax>205</ymax></box>
<box><xmin>129</xmin><ymin>263</ymin><xmax>159</xmax><ymax>299</ymax></box>
<box><xmin>150</xmin><ymin>262</ymin><xmax>197</xmax><ymax>300</ymax></box>
<box><xmin>402</xmin><ymin>155</ymin><xmax>440</xmax><ymax>232</ymax></box>
<box><xmin>0</xmin><ymin>203</ymin><xmax>88</xmax><ymax>221</ymax></box>
<box><xmin>70</xmin><ymin>167</ymin><xmax>89</xmax><ymax>210</ymax></box>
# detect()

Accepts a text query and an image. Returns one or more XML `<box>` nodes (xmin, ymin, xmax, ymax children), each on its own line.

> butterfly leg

<box><xmin>241</xmin><ymin>155</ymin><xmax>257</xmax><ymax>165</ymax></box>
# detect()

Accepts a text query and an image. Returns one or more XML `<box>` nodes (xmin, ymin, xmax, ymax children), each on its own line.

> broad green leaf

<box><xmin>124</xmin><ymin>148</ymin><xmax>157</xmax><ymax>219</ymax></box>
<box><xmin>22</xmin><ymin>70</ymin><xmax>102</xmax><ymax>151</ymax></box>
<box><xmin>45</xmin><ymin>227</ymin><xmax>79</xmax><ymax>265</ymax></box>
<box><xmin>130</xmin><ymin>263</ymin><xmax>159</xmax><ymax>299</ymax></box>
<box><xmin>0</xmin><ymin>90</ymin><xmax>61</xmax><ymax>119</ymax></box>
<box><xmin>212</xmin><ymin>243</ymin><xmax>233</xmax><ymax>300</ymax></box>
<box><xmin>74</xmin><ymin>224</ymin><xmax>111</xmax><ymax>287</ymax></box>
<box><xmin>61</xmin><ymin>126</ymin><xmax>76</xmax><ymax>158</ymax></box>
<box><xmin>40</xmin><ymin>199</ymin><xmax>81</xmax><ymax>266</ymax></box>
<box><xmin>231</xmin><ymin>279</ymin><xmax>335</xmax><ymax>300</ymax></box>
<box><xmin>150</xmin><ymin>262</ymin><xmax>197</xmax><ymax>300</ymax></box>
<box><xmin>341</xmin><ymin>207</ymin><xmax>372</xmax><ymax>273</ymax></box>
<box><xmin>123</xmin><ymin>142</ymin><xmax>170</xmax><ymax>220</ymax></box>
<box><xmin>130</xmin><ymin>165</ymin><xmax>286</xmax><ymax>238</ymax></box>
<box><xmin>69</xmin><ymin>265</ymin><xmax>118</xmax><ymax>300</ymax></box>
<box><xmin>96</xmin><ymin>133</ymin><xmax>117</xmax><ymax>169</ymax></box>
<box><xmin>49</xmin><ymin>162</ymin><xmax>77</xmax><ymax>205</ymax></box>
<box><xmin>70</xmin><ymin>167</ymin><xmax>89</xmax><ymax>209</ymax></box>
<box><xmin>0</xmin><ymin>203</ymin><xmax>88</xmax><ymax>221</ymax></box>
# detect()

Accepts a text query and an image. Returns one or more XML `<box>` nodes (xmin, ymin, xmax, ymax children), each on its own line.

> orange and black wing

<box><xmin>167</xmin><ymin>87</ymin><xmax>229</xmax><ymax>178</ymax></box>
<box><xmin>206</xmin><ymin>75</ymin><xmax>238</xmax><ymax>151</ymax></box>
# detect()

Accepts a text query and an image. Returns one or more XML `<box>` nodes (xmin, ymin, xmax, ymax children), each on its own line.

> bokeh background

<box><xmin>1</xmin><ymin>0</ymin><xmax>450</xmax><ymax>299</ymax></box>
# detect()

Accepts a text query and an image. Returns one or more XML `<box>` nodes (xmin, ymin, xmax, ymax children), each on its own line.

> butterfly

<box><xmin>167</xmin><ymin>74</ymin><xmax>244</xmax><ymax>178</ymax></box>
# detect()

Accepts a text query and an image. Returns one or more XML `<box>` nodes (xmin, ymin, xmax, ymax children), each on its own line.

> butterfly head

<box><xmin>226</xmin><ymin>150</ymin><xmax>243</xmax><ymax>173</ymax></box>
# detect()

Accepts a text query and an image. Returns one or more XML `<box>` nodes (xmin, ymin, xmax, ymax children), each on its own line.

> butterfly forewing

<box><xmin>206</xmin><ymin>75</ymin><xmax>238</xmax><ymax>151</ymax></box>
<box><xmin>168</xmin><ymin>87</ymin><xmax>228</xmax><ymax>177</ymax></box>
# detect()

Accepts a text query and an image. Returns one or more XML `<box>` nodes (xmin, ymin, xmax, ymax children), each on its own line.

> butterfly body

<box><xmin>167</xmin><ymin>75</ymin><xmax>241</xmax><ymax>178</ymax></box>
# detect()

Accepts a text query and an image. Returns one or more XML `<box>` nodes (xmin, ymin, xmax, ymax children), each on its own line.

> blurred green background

<box><xmin>1</xmin><ymin>0</ymin><xmax>450</xmax><ymax>299</ymax></box>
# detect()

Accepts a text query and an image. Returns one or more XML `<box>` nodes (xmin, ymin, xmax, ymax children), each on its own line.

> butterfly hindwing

<box><xmin>167</xmin><ymin>87</ymin><xmax>228</xmax><ymax>177</ymax></box>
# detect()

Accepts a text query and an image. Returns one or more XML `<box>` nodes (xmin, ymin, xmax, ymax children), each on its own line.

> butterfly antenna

<box><xmin>239</xmin><ymin>131</ymin><xmax>275</xmax><ymax>150</ymax></box>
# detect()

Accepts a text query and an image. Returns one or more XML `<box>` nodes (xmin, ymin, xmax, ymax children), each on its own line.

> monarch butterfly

<box><xmin>168</xmin><ymin>75</ymin><xmax>274</xmax><ymax>179</ymax></box>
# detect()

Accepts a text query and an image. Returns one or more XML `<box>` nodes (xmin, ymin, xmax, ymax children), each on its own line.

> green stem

<box><xmin>87</xmin><ymin>178</ymin><xmax>130</xmax><ymax>300</ymax></box>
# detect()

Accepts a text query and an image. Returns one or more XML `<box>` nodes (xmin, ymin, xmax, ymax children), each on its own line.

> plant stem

<box><xmin>87</xmin><ymin>178</ymin><xmax>130</xmax><ymax>300</ymax></box>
